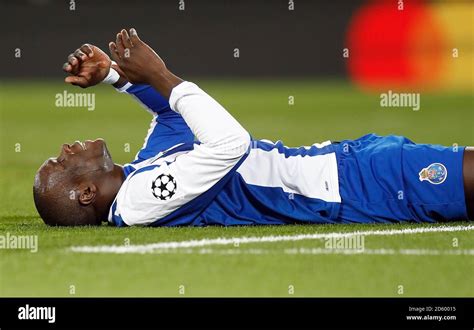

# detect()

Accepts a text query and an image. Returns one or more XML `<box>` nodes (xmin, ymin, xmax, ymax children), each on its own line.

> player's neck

<box><xmin>95</xmin><ymin>164</ymin><xmax>125</xmax><ymax>223</ymax></box>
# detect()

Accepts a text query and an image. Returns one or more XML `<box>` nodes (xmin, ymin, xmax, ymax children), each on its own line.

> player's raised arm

<box><xmin>107</xmin><ymin>29</ymin><xmax>251</xmax><ymax>226</ymax></box>
<box><xmin>109</xmin><ymin>28</ymin><xmax>249</xmax><ymax>155</ymax></box>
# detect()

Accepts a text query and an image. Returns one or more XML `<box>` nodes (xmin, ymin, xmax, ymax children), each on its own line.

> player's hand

<box><xmin>63</xmin><ymin>44</ymin><xmax>112</xmax><ymax>88</ymax></box>
<box><xmin>108</xmin><ymin>29</ymin><xmax>167</xmax><ymax>85</ymax></box>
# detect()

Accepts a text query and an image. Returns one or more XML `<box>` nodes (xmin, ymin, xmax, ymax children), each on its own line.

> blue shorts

<box><xmin>335</xmin><ymin>134</ymin><xmax>468</xmax><ymax>223</ymax></box>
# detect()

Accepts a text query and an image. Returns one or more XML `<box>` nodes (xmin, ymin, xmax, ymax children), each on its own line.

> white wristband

<box><xmin>102</xmin><ymin>62</ymin><xmax>120</xmax><ymax>85</ymax></box>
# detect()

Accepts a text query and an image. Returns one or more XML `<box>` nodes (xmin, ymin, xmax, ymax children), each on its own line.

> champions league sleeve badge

<box><xmin>418</xmin><ymin>163</ymin><xmax>447</xmax><ymax>184</ymax></box>
<box><xmin>152</xmin><ymin>173</ymin><xmax>177</xmax><ymax>200</ymax></box>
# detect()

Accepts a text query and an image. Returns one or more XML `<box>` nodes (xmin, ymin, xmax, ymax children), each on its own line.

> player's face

<box><xmin>37</xmin><ymin>139</ymin><xmax>114</xmax><ymax>188</ymax></box>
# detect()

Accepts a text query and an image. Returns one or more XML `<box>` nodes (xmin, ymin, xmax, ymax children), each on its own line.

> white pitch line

<box><xmin>69</xmin><ymin>224</ymin><xmax>474</xmax><ymax>254</ymax></box>
<box><xmin>103</xmin><ymin>247</ymin><xmax>474</xmax><ymax>256</ymax></box>
<box><xmin>284</xmin><ymin>248</ymin><xmax>474</xmax><ymax>256</ymax></box>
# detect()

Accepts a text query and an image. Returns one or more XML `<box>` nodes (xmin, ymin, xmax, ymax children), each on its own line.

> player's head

<box><xmin>33</xmin><ymin>139</ymin><xmax>123</xmax><ymax>226</ymax></box>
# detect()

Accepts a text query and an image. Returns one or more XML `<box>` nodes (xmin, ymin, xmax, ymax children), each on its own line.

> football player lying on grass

<box><xmin>33</xmin><ymin>28</ymin><xmax>474</xmax><ymax>227</ymax></box>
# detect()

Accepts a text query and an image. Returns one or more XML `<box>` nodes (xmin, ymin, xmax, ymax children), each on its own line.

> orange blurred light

<box><xmin>346</xmin><ymin>1</ymin><xmax>445</xmax><ymax>91</ymax></box>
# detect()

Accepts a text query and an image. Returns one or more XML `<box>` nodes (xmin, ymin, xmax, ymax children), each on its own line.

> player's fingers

<box><xmin>121</xmin><ymin>29</ymin><xmax>133</xmax><ymax>48</ymax></box>
<box><xmin>109</xmin><ymin>42</ymin><xmax>121</xmax><ymax>63</ymax></box>
<box><xmin>64</xmin><ymin>76</ymin><xmax>88</xmax><ymax>87</ymax></box>
<box><xmin>63</xmin><ymin>62</ymin><xmax>72</xmax><ymax>73</ymax></box>
<box><xmin>67</xmin><ymin>54</ymin><xmax>80</xmax><ymax>74</ymax></box>
<box><xmin>115</xmin><ymin>33</ymin><xmax>125</xmax><ymax>57</ymax></box>
<box><xmin>129</xmin><ymin>28</ymin><xmax>141</xmax><ymax>45</ymax></box>
<box><xmin>73</xmin><ymin>49</ymin><xmax>88</xmax><ymax>62</ymax></box>
<box><xmin>64</xmin><ymin>76</ymin><xmax>75</xmax><ymax>83</ymax></box>
<box><xmin>80</xmin><ymin>44</ymin><xmax>94</xmax><ymax>57</ymax></box>
<box><xmin>67</xmin><ymin>53</ymin><xmax>78</xmax><ymax>66</ymax></box>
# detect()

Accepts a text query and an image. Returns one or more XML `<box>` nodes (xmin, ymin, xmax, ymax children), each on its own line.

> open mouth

<box><xmin>83</xmin><ymin>139</ymin><xmax>105</xmax><ymax>151</ymax></box>
<box><xmin>56</xmin><ymin>139</ymin><xmax>107</xmax><ymax>163</ymax></box>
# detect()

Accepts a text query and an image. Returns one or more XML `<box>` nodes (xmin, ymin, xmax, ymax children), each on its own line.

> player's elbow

<box><xmin>231</xmin><ymin>131</ymin><xmax>251</xmax><ymax>157</ymax></box>
<box><xmin>212</xmin><ymin>131</ymin><xmax>251</xmax><ymax>158</ymax></box>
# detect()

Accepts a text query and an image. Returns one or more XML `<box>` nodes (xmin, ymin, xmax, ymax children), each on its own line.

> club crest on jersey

<box><xmin>418</xmin><ymin>163</ymin><xmax>447</xmax><ymax>185</ymax></box>
<box><xmin>151</xmin><ymin>174</ymin><xmax>177</xmax><ymax>200</ymax></box>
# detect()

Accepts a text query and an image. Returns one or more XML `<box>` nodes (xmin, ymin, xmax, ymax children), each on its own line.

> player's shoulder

<box><xmin>129</xmin><ymin>164</ymin><xmax>179</xmax><ymax>203</ymax></box>
<box><xmin>111</xmin><ymin>163</ymin><xmax>182</xmax><ymax>226</ymax></box>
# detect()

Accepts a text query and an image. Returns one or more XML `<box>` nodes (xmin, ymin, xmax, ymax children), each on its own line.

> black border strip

<box><xmin>0</xmin><ymin>297</ymin><xmax>472</xmax><ymax>329</ymax></box>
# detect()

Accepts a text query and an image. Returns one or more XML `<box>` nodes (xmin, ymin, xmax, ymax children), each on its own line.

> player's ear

<box><xmin>78</xmin><ymin>183</ymin><xmax>97</xmax><ymax>206</ymax></box>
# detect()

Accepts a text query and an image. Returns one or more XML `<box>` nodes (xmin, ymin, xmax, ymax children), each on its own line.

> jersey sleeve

<box><xmin>113</xmin><ymin>82</ymin><xmax>251</xmax><ymax>226</ymax></box>
<box><xmin>116</xmin><ymin>83</ymin><xmax>195</xmax><ymax>162</ymax></box>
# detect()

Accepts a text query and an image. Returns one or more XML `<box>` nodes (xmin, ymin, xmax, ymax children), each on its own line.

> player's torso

<box><xmin>111</xmin><ymin>139</ymin><xmax>342</xmax><ymax>226</ymax></box>
<box><xmin>195</xmin><ymin>139</ymin><xmax>342</xmax><ymax>226</ymax></box>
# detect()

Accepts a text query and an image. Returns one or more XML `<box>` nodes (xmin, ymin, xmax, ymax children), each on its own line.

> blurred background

<box><xmin>2</xmin><ymin>0</ymin><xmax>473</xmax><ymax>88</ymax></box>
<box><xmin>0</xmin><ymin>0</ymin><xmax>473</xmax><ymax>216</ymax></box>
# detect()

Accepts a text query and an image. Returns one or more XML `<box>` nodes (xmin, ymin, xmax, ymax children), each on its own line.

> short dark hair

<box><xmin>33</xmin><ymin>173</ymin><xmax>95</xmax><ymax>226</ymax></box>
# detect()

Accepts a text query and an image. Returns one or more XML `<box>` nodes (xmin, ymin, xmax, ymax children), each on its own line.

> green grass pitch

<box><xmin>0</xmin><ymin>79</ymin><xmax>473</xmax><ymax>297</ymax></box>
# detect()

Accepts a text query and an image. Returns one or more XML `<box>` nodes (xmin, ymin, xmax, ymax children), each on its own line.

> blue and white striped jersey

<box><xmin>108</xmin><ymin>82</ymin><xmax>340</xmax><ymax>226</ymax></box>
